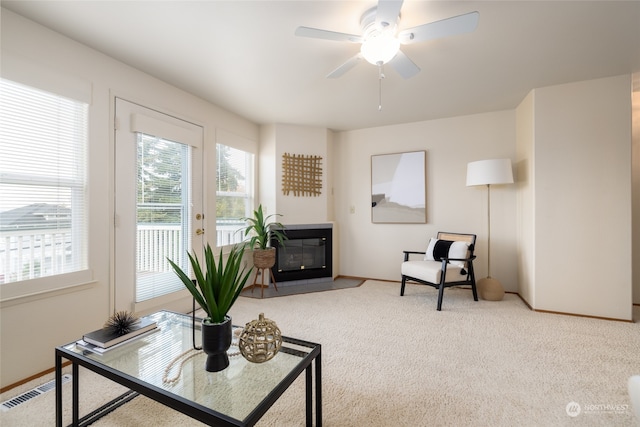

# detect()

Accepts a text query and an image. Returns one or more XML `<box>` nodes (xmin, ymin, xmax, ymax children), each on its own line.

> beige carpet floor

<box><xmin>2</xmin><ymin>280</ymin><xmax>639</xmax><ymax>426</ymax></box>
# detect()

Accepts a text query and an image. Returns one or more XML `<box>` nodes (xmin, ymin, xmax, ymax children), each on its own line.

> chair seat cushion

<box><xmin>401</xmin><ymin>260</ymin><xmax>465</xmax><ymax>284</ymax></box>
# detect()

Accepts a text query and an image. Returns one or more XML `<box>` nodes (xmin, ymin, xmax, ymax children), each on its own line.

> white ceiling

<box><xmin>3</xmin><ymin>1</ymin><xmax>639</xmax><ymax>131</ymax></box>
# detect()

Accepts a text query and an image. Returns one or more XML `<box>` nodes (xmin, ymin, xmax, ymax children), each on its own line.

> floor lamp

<box><xmin>466</xmin><ymin>159</ymin><xmax>513</xmax><ymax>301</ymax></box>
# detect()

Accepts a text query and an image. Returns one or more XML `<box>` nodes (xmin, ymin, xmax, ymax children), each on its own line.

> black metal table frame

<box><xmin>55</xmin><ymin>335</ymin><xmax>322</xmax><ymax>427</ymax></box>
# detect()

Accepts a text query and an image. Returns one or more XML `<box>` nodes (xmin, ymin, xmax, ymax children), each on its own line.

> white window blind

<box><xmin>135</xmin><ymin>132</ymin><xmax>192</xmax><ymax>302</ymax></box>
<box><xmin>0</xmin><ymin>78</ymin><xmax>88</xmax><ymax>284</ymax></box>
<box><xmin>216</xmin><ymin>143</ymin><xmax>254</xmax><ymax>247</ymax></box>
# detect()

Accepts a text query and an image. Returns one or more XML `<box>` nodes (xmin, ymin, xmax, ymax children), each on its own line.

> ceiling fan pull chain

<box><xmin>378</xmin><ymin>62</ymin><xmax>385</xmax><ymax>111</ymax></box>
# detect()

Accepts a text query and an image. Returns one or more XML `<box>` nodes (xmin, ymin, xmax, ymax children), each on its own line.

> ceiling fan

<box><xmin>295</xmin><ymin>0</ymin><xmax>479</xmax><ymax>79</ymax></box>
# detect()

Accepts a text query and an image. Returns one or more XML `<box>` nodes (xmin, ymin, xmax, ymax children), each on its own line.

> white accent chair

<box><xmin>400</xmin><ymin>232</ymin><xmax>477</xmax><ymax>311</ymax></box>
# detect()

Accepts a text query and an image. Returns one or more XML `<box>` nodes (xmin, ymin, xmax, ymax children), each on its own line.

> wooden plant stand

<box><xmin>251</xmin><ymin>267</ymin><xmax>278</xmax><ymax>298</ymax></box>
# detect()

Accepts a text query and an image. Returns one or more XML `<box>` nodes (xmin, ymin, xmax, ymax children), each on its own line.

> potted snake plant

<box><xmin>240</xmin><ymin>204</ymin><xmax>287</xmax><ymax>270</ymax></box>
<box><xmin>168</xmin><ymin>243</ymin><xmax>252</xmax><ymax>372</ymax></box>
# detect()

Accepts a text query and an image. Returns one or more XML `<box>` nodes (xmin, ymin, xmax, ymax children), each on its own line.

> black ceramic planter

<box><xmin>201</xmin><ymin>316</ymin><xmax>232</xmax><ymax>372</ymax></box>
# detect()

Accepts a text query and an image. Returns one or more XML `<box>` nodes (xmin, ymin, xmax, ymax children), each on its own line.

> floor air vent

<box><xmin>1</xmin><ymin>374</ymin><xmax>72</xmax><ymax>411</ymax></box>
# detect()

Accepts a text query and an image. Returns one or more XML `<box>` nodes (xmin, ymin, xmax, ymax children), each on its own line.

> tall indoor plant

<box><xmin>168</xmin><ymin>243</ymin><xmax>252</xmax><ymax>372</ymax></box>
<box><xmin>241</xmin><ymin>204</ymin><xmax>287</xmax><ymax>270</ymax></box>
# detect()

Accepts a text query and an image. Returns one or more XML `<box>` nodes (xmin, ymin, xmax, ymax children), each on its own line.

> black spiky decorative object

<box><xmin>104</xmin><ymin>311</ymin><xmax>139</xmax><ymax>336</ymax></box>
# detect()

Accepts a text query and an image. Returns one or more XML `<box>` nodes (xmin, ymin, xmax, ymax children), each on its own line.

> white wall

<box><xmin>333</xmin><ymin>111</ymin><xmax>518</xmax><ymax>288</ymax></box>
<box><xmin>516</xmin><ymin>91</ymin><xmax>536</xmax><ymax>306</ymax></box>
<box><xmin>258</xmin><ymin>124</ymin><xmax>278</xmax><ymax>218</ymax></box>
<box><xmin>526</xmin><ymin>75</ymin><xmax>633</xmax><ymax>320</ymax></box>
<box><xmin>0</xmin><ymin>9</ymin><xmax>259</xmax><ymax>388</ymax></box>
<box><xmin>259</xmin><ymin>123</ymin><xmax>334</xmax><ymax>225</ymax></box>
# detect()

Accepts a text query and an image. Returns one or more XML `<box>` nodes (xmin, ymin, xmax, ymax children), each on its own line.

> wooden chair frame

<box><xmin>400</xmin><ymin>232</ymin><xmax>478</xmax><ymax>311</ymax></box>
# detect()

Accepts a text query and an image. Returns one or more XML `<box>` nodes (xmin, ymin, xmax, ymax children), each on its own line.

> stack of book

<box><xmin>77</xmin><ymin>317</ymin><xmax>158</xmax><ymax>354</ymax></box>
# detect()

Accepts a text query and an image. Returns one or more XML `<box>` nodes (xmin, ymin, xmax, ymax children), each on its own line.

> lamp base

<box><xmin>477</xmin><ymin>277</ymin><xmax>504</xmax><ymax>301</ymax></box>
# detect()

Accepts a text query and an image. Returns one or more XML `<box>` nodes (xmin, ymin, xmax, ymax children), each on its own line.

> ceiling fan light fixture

<box><xmin>360</xmin><ymin>31</ymin><xmax>400</xmax><ymax>65</ymax></box>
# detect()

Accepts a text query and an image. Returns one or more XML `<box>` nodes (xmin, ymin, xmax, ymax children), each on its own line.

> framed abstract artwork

<box><xmin>371</xmin><ymin>150</ymin><xmax>426</xmax><ymax>223</ymax></box>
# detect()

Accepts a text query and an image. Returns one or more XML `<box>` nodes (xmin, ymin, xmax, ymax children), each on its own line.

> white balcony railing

<box><xmin>0</xmin><ymin>228</ymin><xmax>74</xmax><ymax>284</ymax></box>
<box><xmin>136</xmin><ymin>225</ymin><xmax>183</xmax><ymax>273</ymax></box>
<box><xmin>1</xmin><ymin>222</ymin><xmax>248</xmax><ymax>284</ymax></box>
<box><xmin>136</xmin><ymin>222</ymin><xmax>246</xmax><ymax>274</ymax></box>
<box><xmin>216</xmin><ymin>221</ymin><xmax>245</xmax><ymax>247</ymax></box>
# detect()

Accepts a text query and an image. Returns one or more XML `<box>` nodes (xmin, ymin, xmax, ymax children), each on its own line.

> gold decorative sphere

<box><xmin>238</xmin><ymin>313</ymin><xmax>282</xmax><ymax>363</ymax></box>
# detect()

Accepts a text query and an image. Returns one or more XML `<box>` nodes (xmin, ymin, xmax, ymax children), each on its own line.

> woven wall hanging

<box><xmin>281</xmin><ymin>152</ymin><xmax>323</xmax><ymax>197</ymax></box>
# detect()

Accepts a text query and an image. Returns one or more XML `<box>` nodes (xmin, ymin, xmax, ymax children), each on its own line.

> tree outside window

<box><xmin>216</xmin><ymin>143</ymin><xmax>253</xmax><ymax>247</ymax></box>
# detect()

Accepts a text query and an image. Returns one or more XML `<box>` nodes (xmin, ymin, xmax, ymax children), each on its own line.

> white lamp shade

<box><xmin>466</xmin><ymin>159</ymin><xmax>514</xmax><ymax>186</ymax></box>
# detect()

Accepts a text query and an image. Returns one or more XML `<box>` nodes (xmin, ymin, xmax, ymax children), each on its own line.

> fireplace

<box><xmin>271</xmin><ymin>224</ymin><xmax>332</xmax><ymax>283</ymax></box>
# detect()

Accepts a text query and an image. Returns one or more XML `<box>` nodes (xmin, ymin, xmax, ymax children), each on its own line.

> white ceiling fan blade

<box><xmin>327</xmin><ymin>54</ymin><xmax>363</xmax><ymax>78</ymax></box>
<box><xmin>376</xmin><ymin>0</ymin><xmax>403</xmax><ymax>28</ymax></box>
<box><xmin>398</xmin><ymin>11</ymin><xmax>479</xmax><ymax>44</ymax></box>
<box><xmin>295</xmin><ymin>26</ymin><xmax>362</xmax><ymax>43</ymax></box>
<box><xmin>388</xmin><ymin>50</ymin><xmax>420</xmax><ymax>79</ymax></box>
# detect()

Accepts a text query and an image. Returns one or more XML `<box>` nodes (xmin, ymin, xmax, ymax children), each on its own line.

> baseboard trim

<box><xmin>531</xmin><ymin>308</ymin><xmax>634</xmax><ymax>323</ymax></box>
<box><xmin>1</xmin><ymin>361</ymin><xmax>71</xmax><ymax>394</ymax></box>
<box><xmin>515</xmin><ymin>291</ymin><xmax>634</xmax><ymax>322</ymax></box>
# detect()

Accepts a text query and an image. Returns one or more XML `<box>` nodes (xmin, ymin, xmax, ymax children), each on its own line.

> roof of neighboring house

<box><xmin>0</xmin><ymin>203</ymin><xmax>71</xmax><ymax>231</ymax></box>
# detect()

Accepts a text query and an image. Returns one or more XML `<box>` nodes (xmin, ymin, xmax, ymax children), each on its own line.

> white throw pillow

<box><xmin>424</xmin><ymin>238</ymin><xmax>469</xmax><ymax>268</ymax></box>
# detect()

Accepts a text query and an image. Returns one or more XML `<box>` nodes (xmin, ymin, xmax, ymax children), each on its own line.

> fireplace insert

<box><xmin>271</xmin><ymin>226</ymin><xmax>332</xmax><ymax>282</ymax></box>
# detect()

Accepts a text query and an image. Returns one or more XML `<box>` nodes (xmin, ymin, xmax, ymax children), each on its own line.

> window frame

<box><xmin>0</xmin><ymin>77</ymin><xmax>92</xmax><ymax>303</ymax></box>
<box><xmin>215</xmin><ymin>131</ymin><xmax>257</xmax><ymax>249</ymax></box>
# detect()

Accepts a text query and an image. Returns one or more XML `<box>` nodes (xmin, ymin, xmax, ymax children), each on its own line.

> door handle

<box><xmin>196</xmin><ymin>229</ymin><xmax>205</xmax><ymax>235</ymax></box>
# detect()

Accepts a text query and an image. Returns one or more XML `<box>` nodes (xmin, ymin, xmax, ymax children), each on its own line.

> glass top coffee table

<box><xmin>55</xmin><ymin>310</ymin><xmax>321</xmax><ymax>426</ymax></box>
